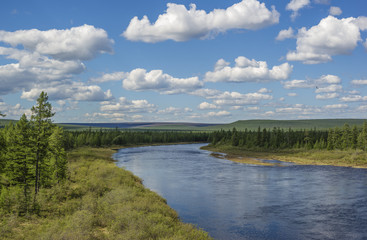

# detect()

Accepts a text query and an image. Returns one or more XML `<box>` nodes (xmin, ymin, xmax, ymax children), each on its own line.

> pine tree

<box><xmin>5</xmin><ymin>114</ymin><xmax>34</xmax><ymax>214</ymax></box>
<box><xmin>30</xmin><ymin>91</ymin><xmax>55</xmax><ymax>197</ymax></box>
<box><xmin>48</xmin><ymin>127</ymin><xmax>67</xmax><ymax>183</ymax></box>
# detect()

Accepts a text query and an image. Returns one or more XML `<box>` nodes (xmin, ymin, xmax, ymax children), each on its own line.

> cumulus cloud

<box><xmin>340</xmin><ymin>95</ymin><xmax>367</xmax><ymax>102</ymax></box>
<box><xmin>158</xmin><ymin>107</ymin><xmax>192</xmax><ymax>115</ymax></box>
<box><xmin>198</xmin><ymin>102</ymin><xmax>218</xmax><ymax>110</ymax></box>
<box><xmin>276</xmin><ymin>27</ymin><xmax>295</xmax><ymax>41</ymax></box>
<box><xmin>286</xmin><ymin>0</ymin><xmax>310</xmax><ymax>20</ymax></box>
<box><xmin>204</xmin><ymin>56</ymin><xmax>292</xmax><ymax>82</ymax></box>
<box><xmin>0</xmin><ymin>102</ymin><xmax>32</xmax><ymax>119</ymax></box>
<box><xmin>316</xmin><ymin>74</ymin><xmax>341</xmax><ymax>84</ymax></box>
<box><xmin>211</xmin><ymin>91</ymin><xmax>273</xmax><ymax>106</ymax></box>
<box><xmin>100</xmin><ymin>97</ymin><xmax>156</xmax><ymax>113</ymax></box>
<box><xmin>329</xmin><ymin>6</ymin><xmax>342</xmax><ymax>16</ymax></box>
<box><xmin>282</xmin><ymin>75</ymin><xmax>342</xmax><ymax>91</ymax></box>
<box><xmin>0</xmin><ymin>25</ymin><xmax>114</xmax><ymax>61</ymax></box>
<box><xmin>20</xmin><ymin>82</ymin><xmax>113</xmax><ymax>102</ymax></box>
<box><xmin>207</xmin><ymin>111</ymin><xmax>231</xmax><ymax>117</ymax></box>
<box><xmin>276</xmin><ymin>104</ymin><xmax>322</xmax><ymax>115</ymax></box>
<box><xmin>282</xmin><ymin>79</ymin><xmax>314</xmax><ymax>89</ymax></box>
<box><xmin>122</xmin><ymin>0</ymin><xmax>279</xmax><ymax>43</ymax></box>
<box><xmin>315</xmin><ymin>93</ymin><xmax>339</xmax><ymax>99</ymax></box>
<box><xmin>324</xmin><ymin>104</ymin><xmax>348</xmax><ymax>109</ymax></box>
<box><xmin>0</xmin><ymin>25</ymin><xmax>114</xmax><ymax>99</ymax></box>
<box><xmin>0</xmin><ymin>47</ymin><xmax>85</xmax><ymax>95</ymax></box>
<box><xmin>90</xmin><ymin>72</ymin><xmax>127</xmax><ymax>83</ymax></box>
<box><xmin>315</xmin><ymin>84</ymin><xmax>342</xmax><ymax>93</ymax></box>
<box><xmin>288</xmin><ymin>93</ymin><xmax>297</xmax><ymax>97</ymax></box>
<box><xmin>351</xmin><ymin>79</ymin><xmax>367</xmax><ymax>85</ymax></box>
<box><xmin>122</xmin><ymin>68</ymin><xmax>203</xmax><ymax>94</ymax></box>
<box><xmin>286</xmin><ymin>16</ymin><xmax>367</xmax><ymax>64</ymax></box>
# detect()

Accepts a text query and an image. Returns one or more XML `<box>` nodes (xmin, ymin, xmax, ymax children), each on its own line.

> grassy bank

<box><xmin>0</xmin><ymin>147</ymin><xmax>212</xmax><ymax>240</ymax></box>
<box><xmin>202</xmin><ymin>144</ymin><xmax>367</xmax><ymax>168</ymax></box>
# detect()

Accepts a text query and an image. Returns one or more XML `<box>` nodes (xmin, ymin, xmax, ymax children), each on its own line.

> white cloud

<box><xmin>258</xmin><ymin>88</ymin><xmax>272</xmax><ymax>93</ymax></box>
<box><xmin>286</xmin><ymin>16</ymin><xmax>366</xmax><ymax>64</ymax></box>
<box><xmin>0</xmin><ymin>25</ymin><xmax>114</xmax><ymax>61</ymax></box>
<box><xmin>0</xmin><ymin>47</ymin><xmax>85</xmax><ymax>95</ymax></box>
<box><xmin>158</xmin><ymin>107</ymin><xmax>192</xmax><ymax>115</ymax></box>
<box><xmin>122</xmin><ymin>0</ymin><xmax>279</xmax><ymax>43</ymax></box>
<box><xmin>207</xmin><ymin>111</ymin><xmax>231</xmax><ymax>117</ymax></box>
<box><xmin>316</xmin><ymin>93</ymin><xmax>339</xmax><ymax>99</ymax></box>
<box><xmin>100</xmin><ymin>97</ymin><xmax>156</xmax><ymax>113</ymax></box>
<box><xmin>20</xmin><ymin>82</ymin><xmax>113</xmax><ymax>102</ymax></box>
<box><xmin>324</xmin><ymin>104</ymin><xmax>348</xmax><ymax>109</ymax></box>
<box><xmin>288</xmin><ymin>93</ymin><xmax>297</xmax><ymax>97</ymax></box>
<box><xmin>276</xmin><ymin>104</ymin><xmax>322</xmax><ymax>115</ymax></box>
<box><xmin>351</xmin><ymin>79</ymin><xmax>367</xmax><ymax>85</ymax></box>
<box><xmin>364</xmin><ymin>39</ymin><xmax>367</xmax><ymax>50</ymax></box>
<box><xmin>247</xmin><ymin>106</ymin><xmax>259</xmax><ymax>111</ymax></box>
<box><xmin>0</xmin><ymin>102</ymin><xmax>32</xmax><ymax>119</ymax></box>
<box><xmin>316</xmin><ymin>74</ymin><xmax>341</xmax><ymax>84</ymax></box>
<box><xmin>329</xmin><ymin>6</ymin><xmax>342</xmax><ymax>16</ymax></box>
<box><xmin>198</xmin><ymin>102</ymin><xmax>218</xmax><ymax>110</ymax></box>
<box><xmin>315</xmin><ymin>84</ymin><xmax>342</xmax><ymax>93</ymax></box>
<box><xmin>90</xmin><ymin>72</ymin><xmax>127</xmax><ymax>83</ymax></box>
<box><xmin>282</xmin><ymin>79</ymin><xmax>314</xmax><ymax>89</ymax></box>
<box><xmin>340</xmin><ymin>95</ymin><xmax>367</xmax><ymax>102</ymax></box>
<box><xmin>286</xmin><ymin>0</ymin><xmax>310</xmax><ymax>20</ymax></box>
<box><xmin>190</xmin><ymin>88</ymin><xmax>222</xmax><ymax>98</ymax></box>
<box><xmin>122</xmin><ymin>68</ymin><xmax>203</xmax><ymax>94</ymax></box>
<box><xmin>211</xmin><ymin>91</ymin><xmax>273</xmax><ymax>106</ymax></box>
<box><xmin>204</xmin><ymin>56</ymin><xmax>292</xmax><ymax>82</ymax></box>
<box><xmin>0</xmin><ymin>25</ymin><xmax>114</xmax><ymax>99</ymax></box>
<box><xmin>276</xmin><ymin>27</ymin><xmax>295</xmax><ymax>41</ymax></box>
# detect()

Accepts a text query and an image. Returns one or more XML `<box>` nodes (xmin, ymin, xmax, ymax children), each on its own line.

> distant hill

<box><xmin>60</xmin><ymin>122</ymin><xmax>217</xmax><ymax>131</ymax></box>
<box><xmin>2</xmin><ymin>119</ymin><xmax>366</xmax><ymax>131</ymax></box>
<box><xmin>202</xmin><ymin>119</ymin><xmax>367</xmax><ymax>131</ymax></box>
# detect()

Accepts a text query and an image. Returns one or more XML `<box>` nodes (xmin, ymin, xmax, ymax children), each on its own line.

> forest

<box><xmin>208</xmin><ymin>123</ymin><xmax>367</xmax><ymax>151</ymax></box>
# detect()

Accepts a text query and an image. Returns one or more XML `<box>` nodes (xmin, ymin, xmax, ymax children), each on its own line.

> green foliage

<box><xmin>0</xmin><ymin>92</ymin><xmax>67</xmax><ymax>215</ymax></box>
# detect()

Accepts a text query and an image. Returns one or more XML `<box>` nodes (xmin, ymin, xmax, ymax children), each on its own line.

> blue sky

<box><xmin>1</xmin><ymin>0</ymin><xmax>367</xmax><ymax>123</ymax></box>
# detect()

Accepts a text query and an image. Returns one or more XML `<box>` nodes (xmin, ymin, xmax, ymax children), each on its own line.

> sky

<box><xmin>0</xmin><ymin>0</ymin><xmax>367</xmax><ymax>123</ymax></box>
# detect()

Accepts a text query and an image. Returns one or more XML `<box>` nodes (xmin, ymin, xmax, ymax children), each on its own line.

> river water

<box><xmin>113</xmin><ymin>143</ymin><xmax>367</xmax><ymax>240</ymax></box>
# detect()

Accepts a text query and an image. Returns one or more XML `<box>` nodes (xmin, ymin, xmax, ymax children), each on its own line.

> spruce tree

<box><xmin>48</xmin><ymin>126</ymin><xmax>67</xmax><ymax>183</ymax></box>
<box><xmin>30</xmin><ymin>92</ymin><xmax>55</xmax><ymax>197</ymax></box>
<box><xmin>5</xmin><ymin>114</ymin><xmax>34</xmax><ymax>214</ymax></box>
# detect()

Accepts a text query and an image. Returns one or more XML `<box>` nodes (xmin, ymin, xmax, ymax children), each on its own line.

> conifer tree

<box><xmin>30</xmin><ymin>92</ymin><xmax>55</xmax><ymax>196</ymax></box>
<box><xmin>5</xmin><ymin>114</ymin><xmax>34</xmax><ymax>213</ymax></box>
<box><xmin>48</xmin><ymin>126</ymin><xmax>67</xmax><ymax>183</ymax></box>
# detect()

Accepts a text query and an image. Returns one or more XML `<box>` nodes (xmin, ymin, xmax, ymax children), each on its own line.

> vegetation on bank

<box><xmin>204</xmin><ymin>123</ymin><xmax>367</xmax><ymax>167</ymax></box>
<box><xmin>0</xmin><ymin>147</ymin><xmax>212</xmax><ymax>240</ymax></box>
<box><xmin>202</xmin><ymin>145</ymin><xmax>367</xmax><ymax>168</ymax></box>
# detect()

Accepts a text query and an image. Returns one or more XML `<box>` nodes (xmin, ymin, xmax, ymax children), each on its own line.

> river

<box><xmin>113</xmin><ymin>143</ymin><xmax>367</xmax><ymax>240</ymax></box>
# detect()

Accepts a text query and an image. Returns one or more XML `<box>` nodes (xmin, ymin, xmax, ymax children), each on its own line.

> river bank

<box><xmin>202</xmin><ymin>144</ymin><xmax>367</xmax><ymax>168</ymax></box>
<box><xmin>0</xmin><ymin>146</ymin><xmax>212</xmax><ymax>240</ymax></box>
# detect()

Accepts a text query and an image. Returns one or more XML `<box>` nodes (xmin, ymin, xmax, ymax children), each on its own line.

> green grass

<box><xmin>0</xmin><ymin>147</ymin><xmax>212</xmax><ymax>240</ymax></box>
<box><xmin>203</xmin><ymin>144</ymin><xmax>367</xmax><ymax>168</ymax></box>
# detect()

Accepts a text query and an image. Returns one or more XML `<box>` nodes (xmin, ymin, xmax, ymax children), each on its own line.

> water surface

<box><xmin>114</xmin><ymin>144</ymin><xmax>367</xmax><ymax>240</ymax></box>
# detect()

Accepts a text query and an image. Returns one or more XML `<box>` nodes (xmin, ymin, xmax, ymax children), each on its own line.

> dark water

<box><xmin>113</xmin><ymin>144</ymin><xmax>367</xmax><ymax>240</ymax></box>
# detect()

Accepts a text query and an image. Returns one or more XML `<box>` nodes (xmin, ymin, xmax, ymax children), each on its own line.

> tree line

<box><xmin>62</xmin><ymin>129</ymin><xmax>209</xmax><ymax>150</ymax></box>
<box><xmin>208</xmin><ymin>122</ymin><xmax>367</xmax><ymax>151</ymax></box>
